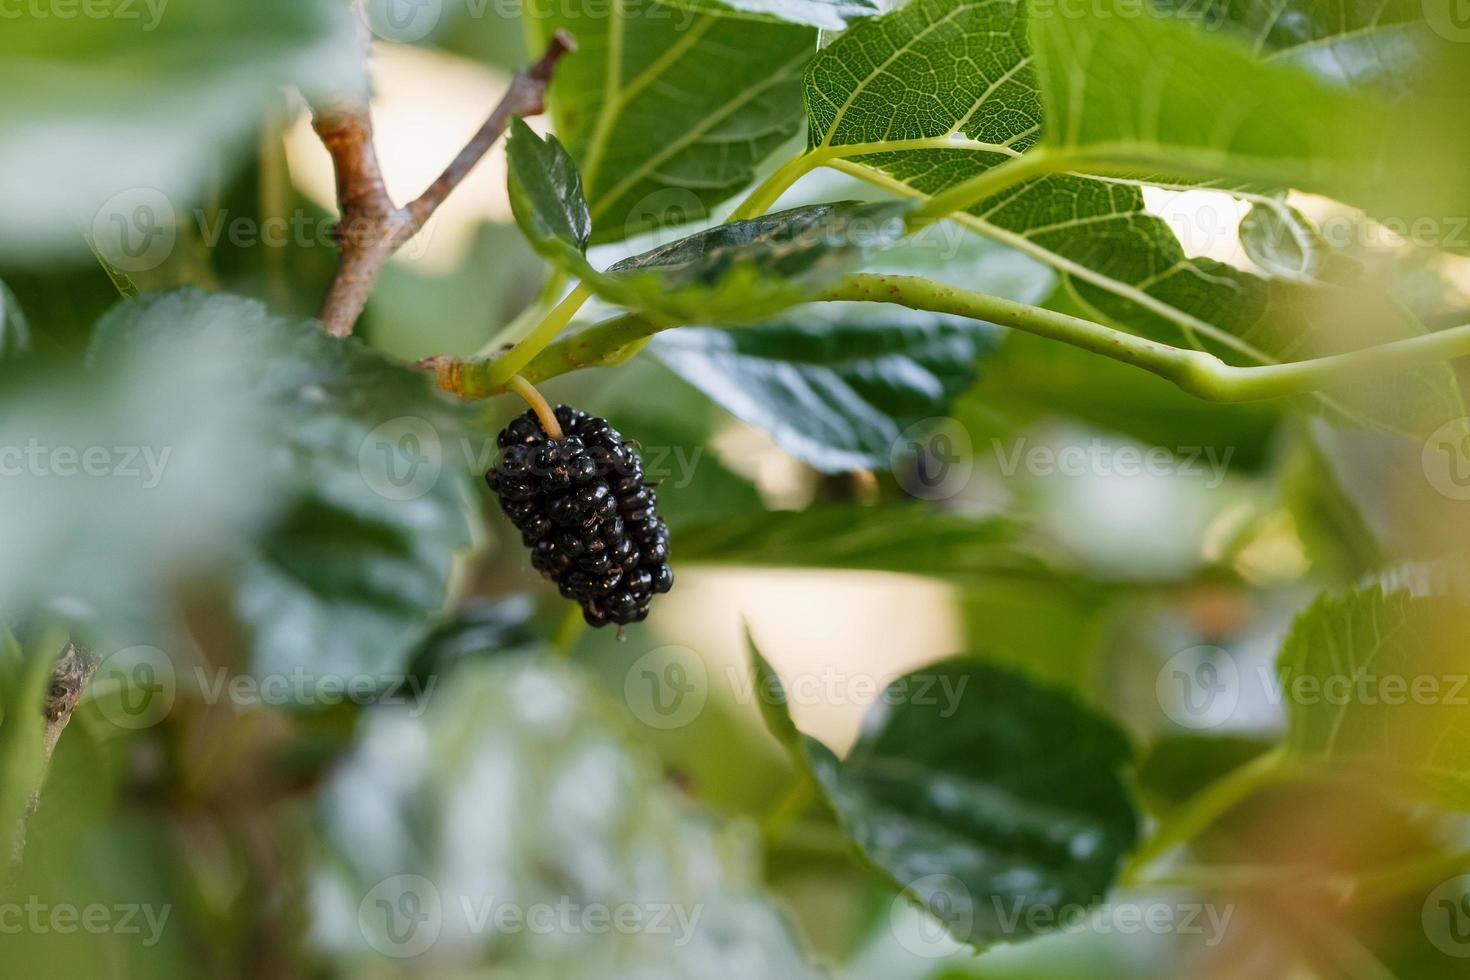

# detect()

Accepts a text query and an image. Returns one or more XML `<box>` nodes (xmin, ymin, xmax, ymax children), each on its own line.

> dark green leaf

<box><xmin>745</xmin><ymin>628</ymin><xmax>801</xmax><ymax>754</ymax></box>
<box><xmin>527</xmin><ymin>0</ymin><xmax>815</xmax><ymax>243</ymax></box>
<box><xmin>405</xmin><ymin>596</ymin><xmax>542</xmax><ymax>686</ymax></box>
<box><xmin>1136</xmin><ymin>733</ymin><xmax>1275</xmax><ymax>814</ymax></box>
<box><xmin>506</xmin><ymin>117</ymin><xmax>593</xmax><ymax>268</ymax></box>
<box><xmin>508</xmin><ymin>129</ymin><xmax>913</xmax><ymax>320</ymax></box>
<box><xmin>0</xmin><ymin>279</ymin><xmax>31</xmax><ymax>359</ymax></box>
<box><xmin>87</xmin><ymin>290</ymin><xmax>476</xmax><ymax>681</ymax></box>
<box><xmin>651</xmin><ymin>304</ymin><xmax>998</xmax><ymax>471</ymax></box>
<box><xmin>766</xmin><ymin>653</ymin><xmax>1140</xmax><ymax>948</ymax></box>
<box><xmin>1278</xmin><ymin>585</ymin><xmax>1470</xmax><ymax>809</ymax></box>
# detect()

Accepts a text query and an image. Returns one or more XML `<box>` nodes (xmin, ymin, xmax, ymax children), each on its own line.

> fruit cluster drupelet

<box><xmin>487</xmin><ymin>405</ymin><xmax>673</xmax><ymax>627</ymax></box>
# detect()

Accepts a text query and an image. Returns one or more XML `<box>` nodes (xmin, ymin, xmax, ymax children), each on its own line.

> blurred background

<box><xmin>4</xmin><ymin>0</ymin><xmax>1470</xmax><ymax>977</ymax></box>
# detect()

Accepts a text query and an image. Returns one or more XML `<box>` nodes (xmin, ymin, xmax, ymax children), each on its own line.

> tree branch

<box><xmin>311</xmin><ymin>30</ymin><xmax>576</xmax><ymax>338</ymax></box>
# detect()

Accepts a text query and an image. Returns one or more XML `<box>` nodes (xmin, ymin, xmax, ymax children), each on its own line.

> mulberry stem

<box><xmin>507</xmin><ymin>375</ymin><xmax>564</xmax><ymax>440</ymax></box>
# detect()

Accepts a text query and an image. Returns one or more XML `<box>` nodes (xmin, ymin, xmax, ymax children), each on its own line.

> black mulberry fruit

<box><xmin>487</xmin><ymin>405</ymin><xmax>674</xmax><ymax>628</ymax></box>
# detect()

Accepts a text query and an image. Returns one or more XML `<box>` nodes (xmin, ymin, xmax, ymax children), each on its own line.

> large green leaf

<box><xmin>799</xmin><ymin>0</ymin><xmax>1464</xmax><ymax>438</ymax></box>
<box><xmin>87</xmin><ymin>290</ymin><xmax>476</xmax><ymax>681</ymax></box>
<box><xmin>651</xmin><ymin>304</ymin><xmax>999</xmax><ymax>471</ymax></box>
<box><xmin>676</xmin><ymin>505</ymin><xmax>1059</xmax><ymax>583</ymax></box>
<box><xmin>0</xmin><ymin>0</ymin><xmax>355</xmax><ymax>262</ymax></box>
<box><xmin>508</xmin><ymin>120</ymin><xmax>911</xmax><ymax>321</ymax></box>
<box><xmin>1028</xmin><ymin>0</ymin><xmax>1468</xmax><ymax>244</ymax></box>
<box><xmin>313</xmin><ymin>655</ymin><xmax>822</xmax><ymax>976</ymax></box>
<box><xmin>1162</xmin><ymin>0</ymin><xmax>1431</xmax><ymax>90</ymax></box>
<box><xmin>659</xmin><ymin>0</ymin><xmax>878</xmax><ymax>28</ymax></box>
<box><xmin>1278</xmin><ymin>586</ymin><xmax>1470</xmax><ymax>810</ymax></box>
<box><xmin>1029</xmin><ymin>2</ymin><xmax>1386</xmax><ymax>197</ymax></box>
<box><xmin>755</xmin><ymin>650</ymin><xmax>1140</xmax><ymax>948</ymax></box>
<box><xmin>527</xmin><ymin>0</ymin><xmax>815</xmax><ymax>243</ymax></box>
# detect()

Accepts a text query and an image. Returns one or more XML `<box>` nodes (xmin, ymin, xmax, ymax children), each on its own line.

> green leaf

<box><xmin>0</xmin><ymin>0</ymin><xmax>355</xmax><ymax>262</ymax></box>
<box><xmin>1136</xmin><ymin>733</ymin><xmax>1275</xmax><ymax>815</ymax></box>
<box><xmin>1029</xmin><ymin>2</ymin><xmax>1387</xmax><ymax>196</ymax></box>
<box><xmin>508</xmin><ymin>125</ymin><xmax>913</xmax><ymax>320</ymax></box>
<box><xmin>676</xmin><ymin>505</ymin><xmax>1056</xmax><ymax>583</ymax></box>
<box><xmin>1161</xmin><ymin>0</ymin><xmax>1432</xmax><ymax>91</ymax></box>
<box><xmin>0</xmin><ymin>279</ymin><xmax>31</xmax><ymax>359</ymax></box>
<box><xmin>745</xmin><ymin>628</ymin><xmax>801</xmax><ymax>754</ymax></box>
<box><xmin>760</xmin><ymin>652</ymin><xmax>1140</xmax><ymax>948</ymax></box>
<box><xmin>1278</xmin><ymin>586</ymin><xmax>1470</xmax><ymax>809</ymax></box>
<box><xmin>1027</xmin><ymin>0</ymin><xmax>1469</xmax><ymax>248</ymax></box>
<box><xmin>405</xmin><ymin>596</ymin><xmax>543</xmax><ymax>685</ymax></box>
<box><xmin>800</xmin><ymin>0</ymin><xmax>1464</xmax><ymax>438</ymax></box>
<box><xmin>87</xmin><ymin>290</ymin><xmax>476</xmax><ymax>682</ymax></box>
<box><xmin>0</xmin><ymin>629</ymin><xmax>66</xmax><ymax>865</ymax></box>
<box><xmin>651</xmin><ymin>304</ymin><xmax>998</xmax><ymax>471</ymax></box>
<box><xmin>527</xmin><ymin>0</ymin><xmax>815</xmax><ymax>243</ymax></box>
<box><xmin>1238</xmin><ymin>199</ymin><xmax>1361</xmax><ymax>283</ymax></box>
<box><xmin>658</xmin><ymin>0</ymin><xmax>878</xmax><ymax>29</ymax></box>
<box><xmin>506</xmin><ymin>118</ymin><xmax>592</xmax><ymax>268</ymax></box>
<box><xmin>313</xmin><ymin>655</ymin><xmax>823</xmax><ymax>974</ymax></box>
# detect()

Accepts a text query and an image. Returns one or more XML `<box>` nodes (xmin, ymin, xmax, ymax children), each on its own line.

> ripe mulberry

<box><xmin>486</xmin><ymin>405</ymin><xmax>674</xmax><ymax>627</ymax></box>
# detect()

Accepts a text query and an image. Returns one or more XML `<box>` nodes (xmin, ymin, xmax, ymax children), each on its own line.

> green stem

<box><xmin>729</xmin><ymin>151</ymin><xmax>822</xmax><ymax>221</ymax></box>
<box><xmin>1120</xmin><ymin>747</ymin><xmax>1290</xmax><ymax>886</ymax></box>
<box><xmin>907</xmin><ymin>148</ymin><xmax>1061</xmax><ymax>228</ymax></box>
<box><xmin>475</xmin><ymin>283</ymin><xmax>593</xmax><ymax>394</ymax></box>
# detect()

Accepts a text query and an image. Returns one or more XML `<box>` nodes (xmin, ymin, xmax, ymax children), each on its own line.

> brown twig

<box><xmin>311</xmin><ymin>30</ymin><xmax>576</xmax><ymax>338</ymax></box>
